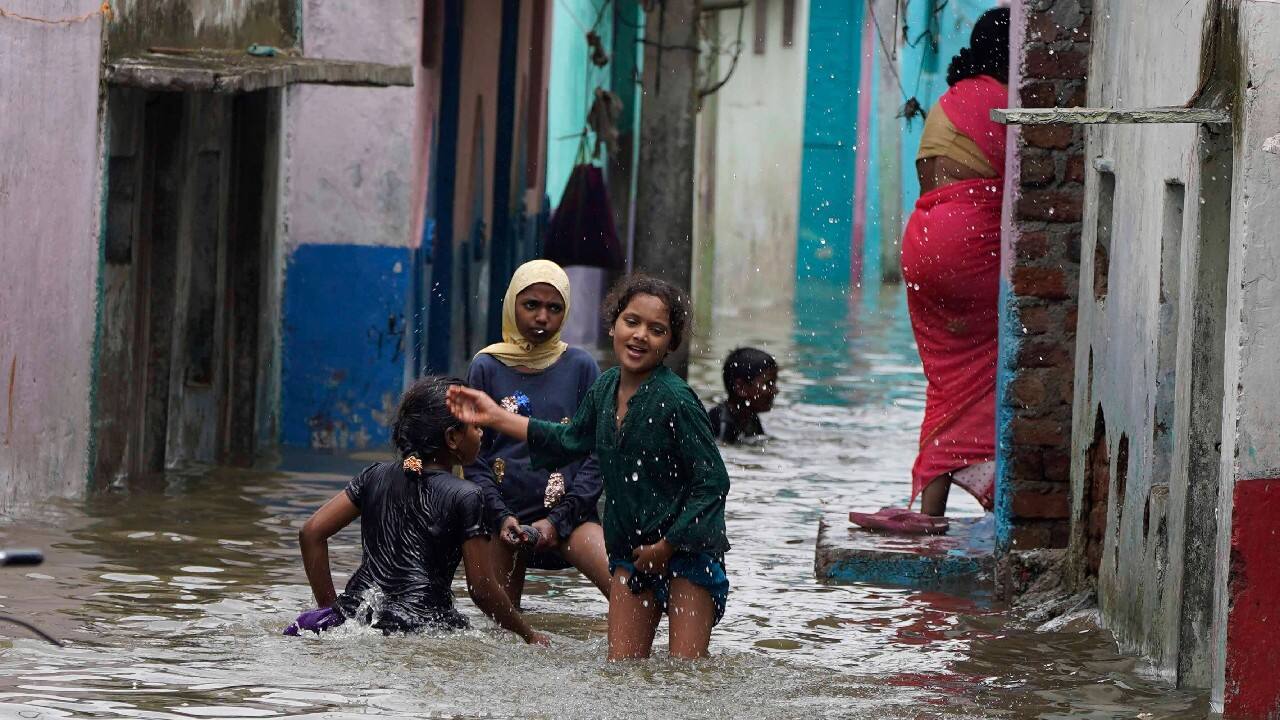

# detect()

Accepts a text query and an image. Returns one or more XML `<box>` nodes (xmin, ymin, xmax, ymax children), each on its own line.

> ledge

<box><xmin>814</xmin><ymin>513</ymin><xmax>995</xmax><ymax>595</ymax></box>
<box><xmin>105</xmin><ymin>50</ymin><xmax>414</xmax><ymax>94</ymax></box>
<box><xmin>992</xmin><ymin>107</ymin><xmax>1231</xmax><ymax>126</ymax></box>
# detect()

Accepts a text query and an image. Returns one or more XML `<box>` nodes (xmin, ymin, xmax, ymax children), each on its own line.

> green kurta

<box><xmin>527</xmin><ymin>365</ymin><xmax>731</xmax><ymax>561</ymax></box>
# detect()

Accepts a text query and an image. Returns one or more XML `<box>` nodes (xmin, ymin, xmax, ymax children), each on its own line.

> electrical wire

<box><xmin>866</xmin><ymin>0</ymin><xmax>912</xmax><ymax>106</ymax></box>
<box><xmin>698</xmin><ymin>3</ymin><xmax>746</xmax><ymax>98</ymax></box>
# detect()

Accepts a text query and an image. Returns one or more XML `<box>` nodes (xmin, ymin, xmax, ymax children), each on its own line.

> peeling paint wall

<box><xmin>278</xmin><ymin>0</ymin><xmax>420</xmax><ymax>450</ymax></box>
<box><xmin>0</xmin><ymin>1</ymin><xmax>106</xmax><ymax>512</ymax></box>
<box><xmin>1068</xmin><ymin>0</ymin><xmax>1208</xmax><ymax>680</ymax></box>
<box><xmin>106</xmin><ymin>0</ymin><xmax>295</xmax><ymax>57</ymax></box>
<box><xmin>1211</xmin><ymin>2</ymin><xmax>1280</xmax><ymax>715</ymax></box>
<box><xmin>1063</xmin><ymin>0</ymin><xmax>1280</xmax><ymax>709</ymax></box>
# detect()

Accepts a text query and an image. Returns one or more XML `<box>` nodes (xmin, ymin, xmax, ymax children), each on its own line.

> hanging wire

<box><xmin>556</xmin><ymin>0</ymin><xmax>591</xmax><ymax>34</ymax></box>
<box><xmin>865</xmin><ymin>0</ymin><xmax>913</xmax><ymax>106</ymax></box>
<box><xmin>589</xmin><ymin>0</ymin><xmax>610</xmax><ymax>32</ymax></box>
<box><xmin>697</xmin><ymin>2</ymin><xmax>747</xmax><ymax>98</ymax></box>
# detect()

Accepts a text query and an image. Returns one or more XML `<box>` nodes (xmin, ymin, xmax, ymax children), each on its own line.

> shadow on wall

<box><xmin>1082</xmin><ymin>405</ymin><xmax>1108</xmax><ymax>580</ymax></box>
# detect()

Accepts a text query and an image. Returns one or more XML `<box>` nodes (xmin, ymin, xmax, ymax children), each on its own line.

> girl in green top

<box><xmin>448</xmin><ymin>275</ymin><xmax>731</xmax><ymax>660</ymax></box>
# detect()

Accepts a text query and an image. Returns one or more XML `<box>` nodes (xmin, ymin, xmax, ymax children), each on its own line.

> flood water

<box><xmin>1</xmin><ymin>285</ymin><xmax>1207</xmax><ymax>719</ymax></box>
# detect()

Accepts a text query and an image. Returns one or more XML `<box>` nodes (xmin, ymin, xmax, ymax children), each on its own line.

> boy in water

<box><xmin>708</xmin><ymin>347</ymin><xmax>778</xmax><ymax>444</ymax></box>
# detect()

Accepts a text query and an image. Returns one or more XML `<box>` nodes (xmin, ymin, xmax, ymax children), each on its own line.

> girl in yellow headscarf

<box><xmin>463</xmin><ymin>260</ymin><xmax>611</xmax><ymax>606</ymax></box>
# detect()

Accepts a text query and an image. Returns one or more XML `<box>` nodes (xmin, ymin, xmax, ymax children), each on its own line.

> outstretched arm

<box><xmin>462</xmin><ymin>537</ymin><xmax>549</xmax><ymax>645</ymax></box>
<box><xmin>299</xmin><ymin>491</ymin><xmax>360</xmax><ymax>608</ymax></box>
<box><xmin>448</xmin><ymin>386</ymin><xmax>530</xmax><ymax>442</ymax></box>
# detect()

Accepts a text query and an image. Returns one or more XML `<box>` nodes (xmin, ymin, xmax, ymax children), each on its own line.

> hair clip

<box><xmin>403</xmin><ymin>455</ymin><xmax>424</xmax><ymax>474</ymax></box>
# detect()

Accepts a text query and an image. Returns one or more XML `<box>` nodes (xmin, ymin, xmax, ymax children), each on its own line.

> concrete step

<box><xmin>814</xmin><ymin>512</ymin><xmax>995</xmax><ymax>595</ymax></box>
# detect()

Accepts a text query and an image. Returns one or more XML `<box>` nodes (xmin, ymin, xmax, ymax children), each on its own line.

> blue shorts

<box><xmin>609</xmin><ymin>552</ymin><xmax>729</xmax><ymax>626</ymax></box>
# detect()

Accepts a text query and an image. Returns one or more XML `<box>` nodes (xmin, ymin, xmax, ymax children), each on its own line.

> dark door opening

<box><xmin>94</xmin><ymin>88</ymin><xmax>279</xmax><ymax>486</ymax></box>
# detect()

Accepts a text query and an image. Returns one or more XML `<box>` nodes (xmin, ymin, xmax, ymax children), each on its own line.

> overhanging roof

<box><xmin>105</xmin><ymin>50</ymin><xmax>413</xmax><ymax>93</ymax></box>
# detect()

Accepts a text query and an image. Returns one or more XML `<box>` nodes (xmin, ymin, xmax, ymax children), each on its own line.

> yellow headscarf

<box><xmin>476</xmin><ymin>259</ymin><xmax>572</xmax><ymax>370</ymax></box>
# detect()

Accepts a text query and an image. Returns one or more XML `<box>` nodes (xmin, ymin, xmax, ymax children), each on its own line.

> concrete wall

<box><xmin>1211</xmin><ymin>3</ymin><xmax>1280</xmax><ymax>715</ymax></box>
<box><xmin>278</xmin><ymin>0</ymin><xmax>419</xmax><ymax>449</ymax></box>
<box><xmin>1067</xmin><ymin>0</ymin><xmax>1206</xmax><ymax>676</ymax></box>
<box><xmin>0</xmin><ymin>2</ymin><xmax>106</xmax><ymax>511</ymax></box>
<box><xmin>700</xmin><ymin>0</ymin><xmax>809</xmax><ymax>317</ymax></box>
<box><xmin>1059</xmin><ymin>0</ymin><xmax>1280</xmax><ymax>712</ymax></box>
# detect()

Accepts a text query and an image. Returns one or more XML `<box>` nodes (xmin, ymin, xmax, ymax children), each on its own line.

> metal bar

<box><xmin>992</xmin><ymin>107</ymin><xmax>1231</xmax><ymax>126</ymax></box>
<box><xmin>702</xmin><ymin>0</ymin><xmax>749</xmax><ymax>10</ymax></box>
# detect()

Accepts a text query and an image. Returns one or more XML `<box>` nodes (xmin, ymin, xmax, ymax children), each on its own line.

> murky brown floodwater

<box><xmin>1</xmin><ymin>285</ymin><xmax>1207</xmax><ymax>719</ymax></box>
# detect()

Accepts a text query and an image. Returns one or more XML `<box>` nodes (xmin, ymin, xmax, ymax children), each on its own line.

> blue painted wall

<box><xmin>282</xmin><ymin>244</ymin><xmax>412</xmax><ymax>448</ymax></box>
<box><xmin>797</xmin><ymin>0</ymin><xmax>863</xmax><ymax>286</ymax></box>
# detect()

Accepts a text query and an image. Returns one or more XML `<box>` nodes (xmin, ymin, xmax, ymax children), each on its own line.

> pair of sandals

<box><xmin>848</xmin><ymin>506</ymin><xmax>950</xmax><ymax>535</ymax></box>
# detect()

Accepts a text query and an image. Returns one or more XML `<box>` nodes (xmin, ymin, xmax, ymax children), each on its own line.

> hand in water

<box><xmin>530</xmin><ymin>519</ymin><xmax>557</xmax><ymax>552</ymax></box>
<box><xmin>447</xmin><ymin>386</ymin><xmax>501</xmax><ymax>426</ymax></box>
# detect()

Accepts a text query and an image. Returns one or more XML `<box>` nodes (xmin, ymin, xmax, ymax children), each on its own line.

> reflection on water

<box><xmin>1</xmin><ymin>285</ymin><xmax>1205</xmax><ymax>719</ymax></box>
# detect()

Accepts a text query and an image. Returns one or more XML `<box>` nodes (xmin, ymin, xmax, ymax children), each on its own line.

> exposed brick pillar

<box><xmin>994</xmin><ymin>0</ymin><xmax>1090</xmax><ymax>596</ymax></box>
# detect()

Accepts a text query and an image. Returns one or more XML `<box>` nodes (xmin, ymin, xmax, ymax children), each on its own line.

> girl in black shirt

<box><xmin>286</xmin><ymin>376</ymin><xmax>547</xmax><ymax>644</ymax></box>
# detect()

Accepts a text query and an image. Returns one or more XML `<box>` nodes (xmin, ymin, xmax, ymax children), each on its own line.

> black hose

<box><xmin>0</xmin><ymin>615</ymin><xmax>63</xmax><ymax>647</ymax></box>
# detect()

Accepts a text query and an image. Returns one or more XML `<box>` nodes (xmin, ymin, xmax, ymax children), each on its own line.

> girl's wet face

<box><xmin>513</xmin><ymin>283</ymin><xmax>565</xmax><ymax>345</ymax></box>
<box><xmin>611</xmin><ymin>293</ymin><xmax>672</xmax><ymax>375</ymax></box>
<box><xmin>448</xmin><ymin>423</ymin><xmax>483</xmax><ymax>465</ymax></box>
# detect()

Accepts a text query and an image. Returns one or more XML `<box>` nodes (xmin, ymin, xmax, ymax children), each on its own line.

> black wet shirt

<box><xmin>334</xmin><ymin>463</ymin><xmax>488</xmax><ymax>631</ymax></box>
<box><xmin>707</xmin><ymin>403</ymin><xmax>764</xmax><ymax>444</ymax></box>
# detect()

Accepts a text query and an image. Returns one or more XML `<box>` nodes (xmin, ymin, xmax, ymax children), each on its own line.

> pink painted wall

<box><xmin>283</xmin><ymin>0</ymin><xmax>420</xmax><ymax>251</ymax></box>
<box><xmin>0</xmin><ymin>2</ymin><xmax>106</xmax><ymax>510</ymax></box>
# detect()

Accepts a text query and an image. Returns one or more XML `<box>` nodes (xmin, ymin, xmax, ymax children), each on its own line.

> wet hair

<box><xmin>723</xmin><ymin>347</ymin><xmax>778</xmax><ymax>398</ymax></box>
<box><xmin>391</xmin><ymin>376</ymin><xmax>466</xmax><ymax>462</ymax></box>
<box><xmin>602</xmin><ymin>274</ymin><xmax>690</xmax><ymax>351</ymax></box>
<box><xmin>946</xmin><ymin>8</ymin><xmax>1010</xmax><ymax>86</ymax></box>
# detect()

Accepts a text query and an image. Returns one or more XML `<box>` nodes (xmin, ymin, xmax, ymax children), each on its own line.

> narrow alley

<box><xmin>3</xmin><ymin>0</ymin><xmax>1280</xmax><ymax>718</ymax></box>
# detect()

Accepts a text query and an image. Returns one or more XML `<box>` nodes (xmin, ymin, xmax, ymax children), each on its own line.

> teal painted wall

<box><xmin>797</xmin><ymin>0</ymin><xmax>864</xmax><ymax>286</ymax></box>
<box><xmin>545</xmin><ymin>0</ymin><xmax>614</xmax><ymax>207</ymax></box>
<box><xmin>894</xmin><ymin>0</ymin><xmax>997</xmax><ymax>223</ymax></box>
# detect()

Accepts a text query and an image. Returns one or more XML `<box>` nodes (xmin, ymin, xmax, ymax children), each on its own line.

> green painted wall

<box><xmin>545</xmin><ymin>0</ymin><xmax>613</xmax><ymax>207</ymax></box>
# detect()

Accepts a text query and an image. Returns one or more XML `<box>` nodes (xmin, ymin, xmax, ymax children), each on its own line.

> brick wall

<box><xmin>995</xmin><ymin>0</ymin><xmax>1091</xmax><ymax>595</ymax></box>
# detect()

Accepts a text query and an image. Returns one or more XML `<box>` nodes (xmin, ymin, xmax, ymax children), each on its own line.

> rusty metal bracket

<box><xmin>991</xmin><ymin>107</ymin><xmax>1231</xmax><ymax>126</ymax></box>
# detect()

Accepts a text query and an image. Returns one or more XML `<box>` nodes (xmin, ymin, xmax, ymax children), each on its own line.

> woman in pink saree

<box><xmin>902</xmin><ymin>9</ymin><xmax>1010</xmax><ymax>516</ymax></box>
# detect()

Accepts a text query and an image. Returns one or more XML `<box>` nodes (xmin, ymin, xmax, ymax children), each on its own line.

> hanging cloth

<box><xmin>543</xmin><ymin>130</ymin><xmax>624</xmax><ymax>270</ymax></box>
<box><xmin>475</xmin><ymin>259</ymin><xmax>572</xmax><ymax>370</ymax></box>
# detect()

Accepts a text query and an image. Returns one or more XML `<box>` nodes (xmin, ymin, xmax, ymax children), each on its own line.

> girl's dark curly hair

<box><xmin>602</xmin><ymin>274</ymin><xmax>690</xmax><ymax>351</ymax></box>
<box><xmin>946</xmin><ymin>8</ymin><xmax>1010</xmax><ymax>86</ymax></box>
<box><xmin>392</xmin><ymin>375</ymin><xmax>467</xmax><ymax>463</ymax></box>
